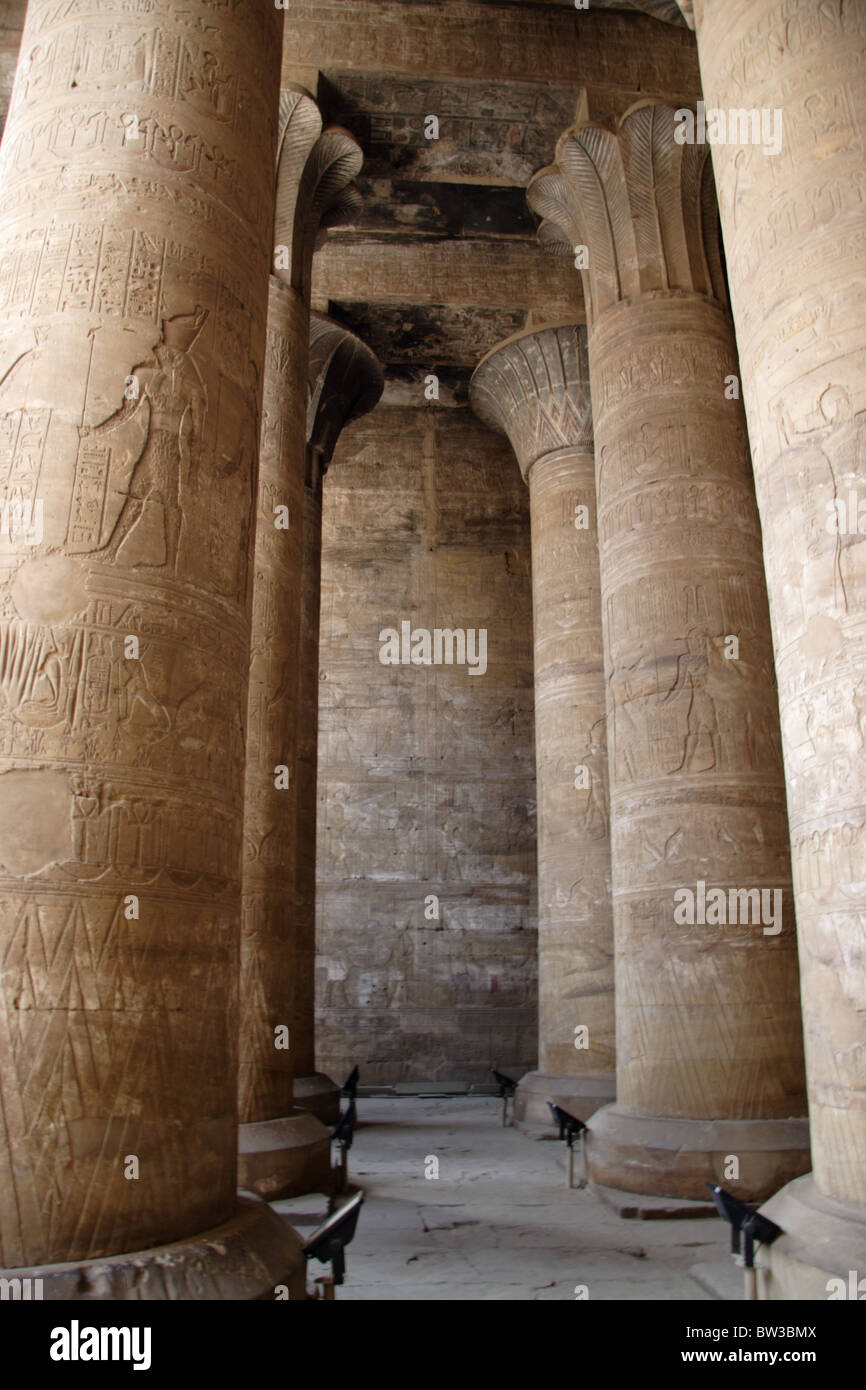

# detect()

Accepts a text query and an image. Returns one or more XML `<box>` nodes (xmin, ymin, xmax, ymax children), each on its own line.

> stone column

<box><xmin>294</xmin><ymin>312</ymin><xmax>383</xmax><ymax>1124</ymax></box>
<box><xmin>470</xmin><ymin>325</ymin><xmax>616</xmax><ymax>1131</ymax></box>
<box><xmin>529</xmin><ymin>103</ymin><xmax>809</xmax><ymax>1201</ymax></box>
<box><xmin>237</xmin><ymin>100</ymin><xmax>363</xmax><ymax>1190</ymax></box>
<box><xmin>678</xmin><ymin>0</ymin><xmax>866</xmax><ymax>1294</ymax></box>
<box><xmin>0</xmin><ymin>0</ymin><xmax>304</xmax><ymax>1296</ymax></box>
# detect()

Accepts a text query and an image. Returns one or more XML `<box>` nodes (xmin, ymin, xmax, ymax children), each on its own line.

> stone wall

<box><xmin>315</xmin><ymin>402</ymin><xmax>537</xmax><ymax>1083</ymax></box>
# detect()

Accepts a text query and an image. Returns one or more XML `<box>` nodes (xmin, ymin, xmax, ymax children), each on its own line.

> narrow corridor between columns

<box><xmin>274</xmin><ymin>1098</ymin><xmax>736</xmax><ymax>1301</ymax></box>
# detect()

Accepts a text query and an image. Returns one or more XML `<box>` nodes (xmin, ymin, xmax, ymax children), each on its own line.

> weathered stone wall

<box><xmin>315</xmin><ymin>403</ymin><xmax>537</xmax><ymax>1083</ymax></box>
<box><xmin>0</xmin><ymin>0</ymin><xmax>25</xmax><ymax>141</ymax></box>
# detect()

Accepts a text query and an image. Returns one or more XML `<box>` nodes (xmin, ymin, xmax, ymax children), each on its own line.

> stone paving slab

<box><xmin>302</xmin><ymin>1097</ymin><xmax>731</xmax><ymax>1301</ymax></box>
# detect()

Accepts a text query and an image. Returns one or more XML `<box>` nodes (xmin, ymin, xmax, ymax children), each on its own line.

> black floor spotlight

<box><xmin>342</xmin><ymin>1065</ymin><xmax>359</xmax><ymax>1100</ymax></box>
<box><xmin>331</xmin><ymin>1099</ymin><xmax>357</xmax><ymax>1198</ymax></box>
<box><xmin>707</xmin><ymin>1183</ymin><xmax>784</xmax><ymax>1300</ymax></box>
<box><xmin>548</xmin><ymin>1103</ymin><xmax>587</xmax><ymax>1189</ymax></box>
<box><xmin>304</xmin><ymin>1190</ymin><xmax>364</xmax><ymax>1300</ymax></box>
<box><xmin>491</xmin><ymin>1068</ymin><xmax>517</xmax><ymax>1127</ymax></box>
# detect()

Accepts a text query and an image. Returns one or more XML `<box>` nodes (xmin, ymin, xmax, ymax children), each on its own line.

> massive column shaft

<box><xmin>530</xmin><ymin>103</ymin><xmax>808</xmax><ymax>1199</ymax></box>
<box><xmin>237</xmin><ymin>272</ymin><xmax>331</xmax><ymax>1196</ymax></box>
<box><xmin>240</xmin><ymin>270</ymin><xmax>308</xmax><ymax>1127</ymax></box>
<box><xmin>238</xmin><ymin>100</ymin><xmax>363</xmax><ymax>1186</ymax></box>
<box><xmin>0</xmin><ymin>0</ymin><xmax>301</xmax><ymax>1290</ymax></box>
<box><xmin>681</xmin><ymin>0</ymin><xmax>866</xmax><ymax>1292</ymax></box>
<box><xmin>470</xmin><ymin>326</ymin><xmax>615</xmax><ymax>1130</ymax></box>
<box><xmin>293</xmin><ymin>457</ymin><xmax>325</xmax><ymax>1094</ymax></box>
<box><xmin>294</xmin><ymin>312</ymin><xmax>383</xmax><ymax>1121</ymax></box>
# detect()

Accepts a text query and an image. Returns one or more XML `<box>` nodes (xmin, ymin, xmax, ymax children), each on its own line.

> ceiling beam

<box><xmin>283</xmin><ymin>1</ymin><xmax>700</xmax><ymax>119</ymax></box>
<box><xmin>313</xmin><ymin>237</ymin><xmax>584</xmax><ymax>320</ymax></box>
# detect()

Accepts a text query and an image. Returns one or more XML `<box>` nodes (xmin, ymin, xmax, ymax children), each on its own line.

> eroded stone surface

<box><xmin>315</xmin><ymin>405</ymin><xmax>538</xmax><ymax>1083</ymax></box>
<box><xmin>0</xmin><ymin>1193</ymin><xmax>306</xmax><ymax>1301</ymax></box>
<box><xmin>293</xmin><ymin>315</ymin><xmax>383</xmax><ymax>1084</ymax></box>
<box><xmin>691</xmin><ymin>0</ymin><xmax>866</xmax><ymax>1216</ymax></box>
<box><xmin>237</xmin><ymin>1114</ymin><xmax>331</xmax><ymax>1202</ymax></box>
<box><xmin>282</xmin><ymin>2</ymin><xmax>699</xmax><ymax>111</ymax></box>
<box><xmin>0</xmin><ymin>0</ymin><xmax>281</xmax><ymax>1267</ymax></box>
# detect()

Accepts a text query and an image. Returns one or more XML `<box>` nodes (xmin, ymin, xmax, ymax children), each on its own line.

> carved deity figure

<box><xmin>664</xmin><ymin>627</ymin><xmax>721</xmax><ymax>773</ymax></box>
<box><xmin>94</xmin><ymin>308</ymin><xmax>208</xmax><ymax>574</ymax></box>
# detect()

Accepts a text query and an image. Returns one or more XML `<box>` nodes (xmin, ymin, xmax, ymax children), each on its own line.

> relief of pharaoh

<box><xmin>84</xmin><ymin>307</ymin><xmax>209</xmax><ymax>578</ymax></box>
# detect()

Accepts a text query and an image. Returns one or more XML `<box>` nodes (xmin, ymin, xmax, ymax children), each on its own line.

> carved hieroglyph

<box><xmin>530</xmin><ymin>105</ymin><xmax>807</xmax><ymax>1195</ymax></box>
<box><xmin>0</xmin><ymin>0</ymin><xmax>281</xmax><ymax>1267</ymax></box>
<box><xmin>281</xmin><ymin>1</ymin><xmax>701</xmax><ymax>122</ymax></box>
<box><xmin>314</xmin><ymin>404</ymin><xmax>537</xmax><ymax>1083</ymax></box>
<box><xmin>470</xmin><ymin>326</ymin><xmax>615</xmax><ymax>1089</ymax></box>
<box><xmin>687</xmin><ymin>0</ymin><xmax>866</xmax><ymax>1213</ymax></box>
<box><xmin>238</xmin><ymin>99</ymin><xmax>363</xmax><ymax>1124</ymax></box>
<box><xmin>293</xmin><ymin>314</ymin><xmax>383</xmax><ymax>1080</ymax></box>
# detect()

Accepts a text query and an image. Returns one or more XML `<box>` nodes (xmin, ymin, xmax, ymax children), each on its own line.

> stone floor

<box><xmin>275</xmin><ymin>1096</ymin><xmax>743</xmax><ymax>1301</ymax></box>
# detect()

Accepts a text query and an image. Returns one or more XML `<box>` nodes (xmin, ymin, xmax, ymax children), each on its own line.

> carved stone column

<box><xmin>294</xmin><ymin>313</ymin><xmax>383</xmax><ymax>1124</ymax></box>
<box><xmin>679</xmin><ymin>0</ymin><xmax>866</xmax><ymax>1295</ymax></box>
<box><xmin>237</xmin><ymin>99</ymin><xmax>363</xmax><ymax>1191</ymax></box>
<box><xmin>470</xmin><ymin>325</ymin><xmax>615</xmax><ymax>1131</ymax></box>
<box><xmin>0</xmin><ymin>0</ymin><xmax>304</xmax><ymax>1296</ymax></box>
<box><xmin>529</xmin><ymin>103</ymin><xmax>809</xmax><ymax>1200</ymax></box>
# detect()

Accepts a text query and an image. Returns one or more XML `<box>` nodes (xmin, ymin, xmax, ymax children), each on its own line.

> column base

<box><xmin>754</xmin><ymin>1173</ymin><xmax>866</xmax><ymax>1301</ymax></box>
<box><xmin>293</xmin><ymin>1072</ymin><xmax>341</xmax><ymax>1126</ymax></box>
<box><xmin>514</xmin><ymin>1071</ymin><xmax>616</xmax><ymax>1134</ymax></box>
<box><xmin>238</xmin><ymin>1112</ymin><xmax>332</xmax><ymax>1200</ymax></box>
<box><xmin>586</xmin><ymin>1104</ymin><xmax>811</xmax><ymax>1202</ymax></box>
<box><xmin>0</xmin><ymin>1193</ymin><xmax>306</xmax><ymax>1300</ymax></box>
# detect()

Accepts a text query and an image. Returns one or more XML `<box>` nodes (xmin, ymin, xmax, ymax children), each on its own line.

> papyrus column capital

<box><xmin>528</xmin><ymin>103</ymin><xmax>726</xmax><ymax>325</ymax></box>
<box><xmin>469</xmin><ymin>325</ymin><xmax>592</xmax><ymax>480</ymax></box>
<box><xmin>307</xmin><ymin>314</ymin><xmax>384</xmax><ymax>473</ymax></box>
<box><xmin>274</xmin><ymin>93</ymin><xmax>363</xmax><ymax>302</ymax></box>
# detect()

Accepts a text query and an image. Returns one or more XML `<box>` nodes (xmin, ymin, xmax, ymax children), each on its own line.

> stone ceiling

<box><xmin>313</xmin><ymin>70</ymin><xmax>578</xmax><ymax>395</ymax></box>
<box><xmin>307</xmin><ymin>4</ymin><xmax>700</xmax><ymax>396</ymax></box>
<box><xmin>0</xmin><ymin>0</ymin><xmax>696</xmax><ymax>396</ymax></box>
<box><xmin>484</xmin><ymin>0</ymin><xmax>684</xmax><ymax>19</ymax></box>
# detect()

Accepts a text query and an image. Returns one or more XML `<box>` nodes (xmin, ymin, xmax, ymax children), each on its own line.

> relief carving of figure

<box><xmin>179</xmin><ymin>46</ymin><xmax>236</xmax><ymax>123</ymax></box>
<box><xmin>663</xmin><ymin>627</ymin><xmax>721</xmax><ymax>774</ymax></box>
<box><xmin>576</xmin><ymin>715</ymin><xmax>608</xmax><ymax>839</ymax></box>
<box><xmin>91</xmin><ymin>308</ymin><xmax>208</xmax><ymax>575</ymax></box>
<box><xmin>0</xmin><ymin>619</ymin><xmax>76</xmax><ymax>728</ymax></box>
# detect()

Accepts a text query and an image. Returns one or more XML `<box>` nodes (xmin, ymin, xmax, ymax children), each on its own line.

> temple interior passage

<box><xmin>276</xmin><ymin>1097</ymin><xmax>737</xmax><ymax>1302</ymax></box>
<box><xmin>0</xmin><ymin>0</ymin><xmax>863</xmax><ymax>1309</ymax></box>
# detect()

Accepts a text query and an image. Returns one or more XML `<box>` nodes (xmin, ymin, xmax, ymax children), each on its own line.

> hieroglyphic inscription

<box><xmin>470</xmin><ymin>326</ymin><xmax>614</xmax><ymax>1083</ymax></box>
<box><xmin>0</xmin><ymin>0</ymin><xmax>281</xmax><ymax>1267</ymax></box>
<box><xmin>693</xmin><ymin>0</ymin><xmax>866</xmax><ymax>1201</ymax></box>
